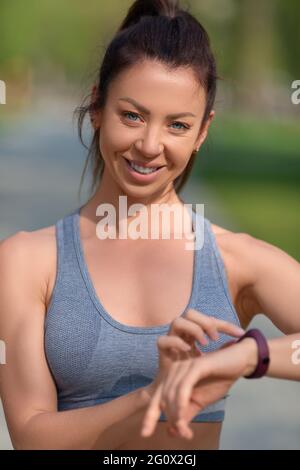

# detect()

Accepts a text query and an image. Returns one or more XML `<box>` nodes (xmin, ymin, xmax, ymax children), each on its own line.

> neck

<box><xmin>79</xmin><ymin>168</ymin><xmax>192</xmax><ymax>239</ymax></box>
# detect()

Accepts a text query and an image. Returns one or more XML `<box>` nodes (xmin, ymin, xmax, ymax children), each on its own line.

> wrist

<box><xmin>236</xmin><ymin>329</ymin><xmax>270</xmax><ymax>378</ymax></box>
<box><xmin>238</xmin><ymin>337</ymin><xmax>259</xmax><ymax>377</ymax></box>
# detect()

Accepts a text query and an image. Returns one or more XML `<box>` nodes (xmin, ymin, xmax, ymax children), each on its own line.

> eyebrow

<box><xmin>118</xmin><ymin>97</ymin><xmax>196</xmax><ymax>119</ymax></box>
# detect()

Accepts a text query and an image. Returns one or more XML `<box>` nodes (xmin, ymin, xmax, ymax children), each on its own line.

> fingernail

<box><xmin>141</xmin><ymin>426</ymin><xmax>150</xmax><ymax>436</ymax></box>
<box><xmin>237</xmin><ymin>327</ymin><xmax>246</xmax><ymax>334</ymax></box>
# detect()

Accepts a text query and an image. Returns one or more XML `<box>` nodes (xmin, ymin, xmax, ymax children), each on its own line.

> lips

<box><xmin>122</xmin><ymin>156</ymin><xmax>166</xmax><ymax>182</ymax></box>
<box><xmin>123</xmin><ymin>157</ymin><xmax>165</xmax><ymax>170</ymax></box>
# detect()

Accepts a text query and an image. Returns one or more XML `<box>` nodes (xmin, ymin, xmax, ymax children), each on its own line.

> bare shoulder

<box><xmin>211</xmin><ymin>221</ymin><xmax>295</xmax><ymax>265</ymax></box>
<box><xmin>209</xmin><ymin>222</ymin><xmax>257</xmax><ymax>287</ymax></box>
<box><xmin>209</xmin><ymin>222</ymin><xmax>269</xmax><ymax>327</ymax></box>
<box><xmin>210</xmin><ymin>221</ymin><xmax>278</xmax><ymax>260</ymax></box>
<box><xmin>0</xmin><ymin>225</ymin><xmax>56</xmax><ymax>307</ymax></box>
<box><xmin>209</xmin><ymin>222</ymin><xmax>232</xmax><ymax>236</ymax></box>
<box><xmin>211</xmin><ymin>222</ymin><xmax>300</xmax><ymax>330</ymax></box>
<box><xmin>0</xmin><ymin>225</ymin><xmax>56</xmax><ymax>263</ymax></box>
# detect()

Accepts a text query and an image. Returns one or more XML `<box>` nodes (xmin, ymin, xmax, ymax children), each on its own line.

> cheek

<box><xmin>172</xmin><ymin>150</ymin><xmax>191</xmax><ymax>169</ymax></box>
<box><xmin>98</xmin><ymin>131</ymin><xmax>123</xmax><ymax>159</ymax></box>
<box><xmin>100</xmin><ymin>121</ymin><xmax>136</xmax><ymax>154</ymax></box>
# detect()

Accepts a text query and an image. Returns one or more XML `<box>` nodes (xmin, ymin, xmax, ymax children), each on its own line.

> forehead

<box><xmin>107</xmin><ymin>59</ymin><xmax>206</xmax><ymax>114</ymax></box>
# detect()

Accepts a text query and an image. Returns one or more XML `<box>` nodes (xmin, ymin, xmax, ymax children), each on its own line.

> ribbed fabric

<box><xmin>44</xmin><ymin>205</ymin><xmax>241</xmax><ymax>422</ymax></box>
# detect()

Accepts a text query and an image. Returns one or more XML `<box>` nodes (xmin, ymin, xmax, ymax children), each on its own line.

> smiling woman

<box><xmin>1</xmin><ymin>0</ymin><xmax>299</xmax><ymax>453</ymax></box>
<box><xmin>75</xmin><ymin>58</ymin><xmax>214</xmax><ymax>210</ymax></box>
<box><xmin>75</xmin><ymin>0</ymin><xmax>218</xmax><ymax>202</ymax></box>
<box><xmin>0</xmin><ymin>0</ymin><xmax>229</xmax><ymax>450</ymax></box>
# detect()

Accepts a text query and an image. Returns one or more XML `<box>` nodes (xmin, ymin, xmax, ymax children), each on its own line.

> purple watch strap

<box><xmin>236</xmin><ymin>328</ymin><xmax>270</xmax><ymax>379</ymax></box>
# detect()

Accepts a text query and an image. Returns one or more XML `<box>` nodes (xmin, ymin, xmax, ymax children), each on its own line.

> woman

<box><xmin>0</xmin><ymin>0</ymin><xmax>299</xmax><ymax>450</ymax></box>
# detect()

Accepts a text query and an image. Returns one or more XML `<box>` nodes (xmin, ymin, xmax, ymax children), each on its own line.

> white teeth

<box><xmin>130</xmin><ymin>161</ymin><xmax>158</xmax><ymax>174</ymax></box>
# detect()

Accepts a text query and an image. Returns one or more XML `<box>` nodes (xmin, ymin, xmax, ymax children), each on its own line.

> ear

<box><xmin>89</xmin><ymin>84</ymin><xmax>101</xmax><ymax>130</ymax></box>
<box><xmin>195</xmin><ymin>110</ymin><xmax>215</xmax><ymax>150</ymax></box>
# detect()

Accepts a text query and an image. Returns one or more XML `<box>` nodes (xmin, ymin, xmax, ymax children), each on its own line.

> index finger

<box><xmin>141</xmin><ymin>384</ymin><xmax>163</xmax><ymax>437</ymax></box>
<box><xmin>185</xmin><ymin>309</ymin><xmax>245</xmax><ymax>337</ymax></box>
<box><xmin>214</xmin><ymin>317</ymin><xmax>245</xmax><ymax>337</ymax></box>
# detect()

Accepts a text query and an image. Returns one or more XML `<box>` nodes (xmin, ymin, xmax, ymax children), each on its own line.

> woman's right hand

<box><xmin>142</xmin><ymin>336</ymin><xmax>257</xmax><ymax>439</ymax></box>
<box><xmin>141</xmin><ymin>309</ymin><xmax>245</xmax><ymax>436</ymax></box>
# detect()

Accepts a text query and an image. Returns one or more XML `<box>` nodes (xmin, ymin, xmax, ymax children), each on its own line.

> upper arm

<box><xmin>236</xmin><ymin>234</ymin><xmax>300</xmax><ymax>334</ymax></box>
<box><xmin>0</xmin><ymin>232</ymin><xmax>57</xmax><ymax>448</ymax></box>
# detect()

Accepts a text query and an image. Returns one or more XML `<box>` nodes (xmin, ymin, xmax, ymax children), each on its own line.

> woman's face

<box><xmin>93</xmin><ymin>59</ymin><xmax>214</xmax><ymax>202</ymax></box>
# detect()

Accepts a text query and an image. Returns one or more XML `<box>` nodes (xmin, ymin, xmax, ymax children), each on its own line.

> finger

<box><xmin>214</xmin><ymin>318</ymin><xmax>245</xmax><ymax>337</ymax></box>
<box><xmin>175</xmin><ymin>361</ymin><xmax>207</xmax><ymax>421</ymax></box>
<box><xmin>169</xmin><ymin>317</ymin><xmax>210</xmax><ymax>346</ymax></box>
<box><xmin>167</xmin><ymin>421</ymin><xmax>188</xmax><ymax>440</ymax></box>
<box><xmin>167</xmin><ymin>424</ymin><xmax>180</xmax><ymax>437</ymax></box>
<box><xmin>185</xmin><ymin>312</ymin><xmax>220</xmax><ymax>341</ymax></box>
<box><xmin>177</xmin><ymin>333</ymin><xmax>203</xmax><ymax>360</ymax></box>
<box><xmin>184</xmin><ymin>309</ymin><xmax>244</xmax><ymax>340</ymax></box>
<box><xmin>190</xmin><ymin>341</ymin><xmax>203</xmax><ymax>358</ymax></box>
<box><xmin>141</xmin><ymin>384</ymin><xmax>163</xmax><ymax>437</ymax></box>
<box><xmin>176</xmin><ymin>418</ymin><xmax>194</xmax><ymax>440</ymax></box>
<box><xmin>162</xmin><ymin>360</ymin><xmax>208</xmax><ymax>431</ymax></box>
<box><xmin>163</xmin><ymin>360</ymin><xmax>193</xmax><ymax>423</ymax></box>
<box><xmin>161</xmin><ymin>362</ymin><xmax>184</xmax><ymax>420</ymax></box>
<box><xmin>158</xmin><ymin>335</ymin><xmax>192</xmax><ymax>354</ymax></box>
<box><xmin>173</xmin><ymin>313</ymin><xmax>222</xmax><ymax>344</ymax></box>
<box><xmin>181</xmin><ymin>332</ymin><xmax>204</xmax><ymax>354</ymax></box>
<box><xmin>158</xmin><ymin>336</ymin><xmax>192</xmax><ymax>363</ymax></box>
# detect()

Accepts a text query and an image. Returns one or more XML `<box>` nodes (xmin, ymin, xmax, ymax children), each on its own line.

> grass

<box><xmin>204</xmin><ymin>178</ymin><xmax>300</xmax><ymax>261</ymax></box>
<box><xmin>197</xmin><ymin>114</ymin><xmax>300</xmax><ymax>184</ymax></box>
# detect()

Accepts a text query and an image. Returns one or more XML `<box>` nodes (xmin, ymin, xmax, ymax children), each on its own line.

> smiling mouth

<box><xmin>123</xmin><ymin>157</ymin><xmax>165</xmax><ymax>174</ymax></box>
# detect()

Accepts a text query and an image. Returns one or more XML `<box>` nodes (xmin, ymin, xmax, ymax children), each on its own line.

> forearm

<box><xmin>17</xmin><ymin>386</ymin><xmax>150</xmax><ymax>450</ymax></box>
<box><xmin>242</xmin><ymin>334</ymin><xmax>300</xmax><ymax>381</ymax></box>
<box><xmin>92</xmin><ymin>399</ymin><xmax>151</xmax><ymax>449</ymax></box>
<box><xmin>266</xmin><ymin>334</ymin><xmax>300</xmax><ymax>380</ymax></box>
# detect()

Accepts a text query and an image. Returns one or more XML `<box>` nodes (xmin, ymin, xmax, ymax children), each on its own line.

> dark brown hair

<box><xmin>75</xmin><ymin>0</ymin><xmax>219</xmax><ymax>200</ymax></box>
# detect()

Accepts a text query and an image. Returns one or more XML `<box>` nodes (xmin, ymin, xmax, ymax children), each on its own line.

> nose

<box><xmin>134</xmin><ymin>128</ymin><xmax>164</xmax><ymax>158</ymax></box>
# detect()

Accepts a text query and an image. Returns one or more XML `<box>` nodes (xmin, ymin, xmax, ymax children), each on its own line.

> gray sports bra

<box><xmin>44</xmin><ymin>206</ymin><xmax>241</xmax><ymax>422</ymax></box>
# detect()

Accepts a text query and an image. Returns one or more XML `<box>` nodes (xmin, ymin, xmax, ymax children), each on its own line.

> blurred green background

<box><xmin>0</xmin><ymin>0</ymin><xmax>300</xmax><ymax>450</ymax></box>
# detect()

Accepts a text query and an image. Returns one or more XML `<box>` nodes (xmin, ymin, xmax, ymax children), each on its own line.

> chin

<box><xmin>119</xmin><ymin>180</ymin><xmax>164</xmax><ymax>200</ymax></box>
